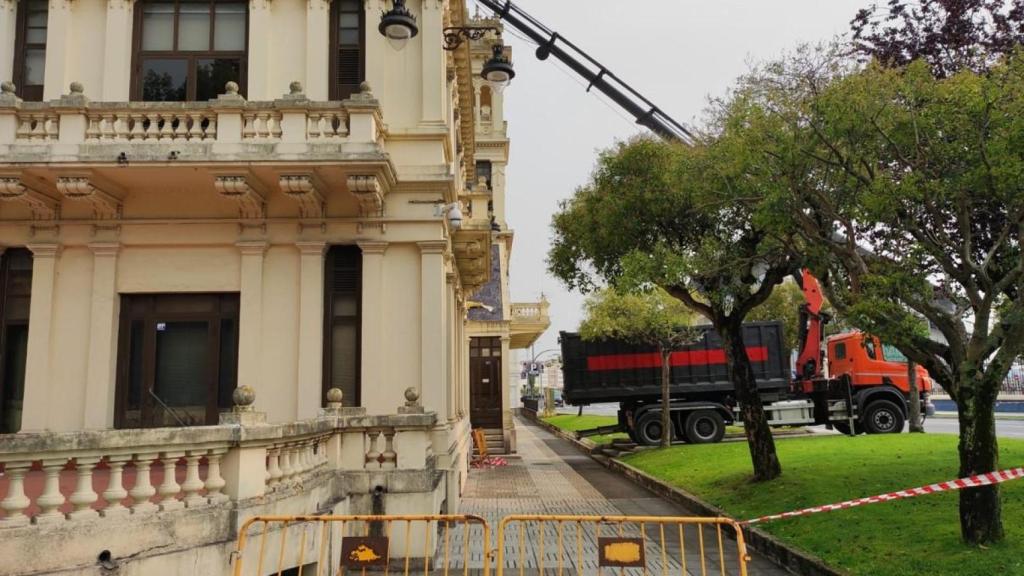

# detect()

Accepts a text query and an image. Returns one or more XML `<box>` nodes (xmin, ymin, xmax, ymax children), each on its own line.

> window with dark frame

<box><xmin>323</xmin><ymin>246</ymin><xmax>362</xmax><ymax>406</ymax></box>
<box><xmin>132</xmin><ymin>0</ymin><xmax>248</xmax><ymax>101</ymax></box>
<box><xmin>13</xmin><ymin>0</ymin><xmax>48</xmax><ymax>102</ymax></box>
<box><xmin>475</xmin><ymin>160</ymin><xmax>492</xmax><ymax>190</ymax></box>
<box><xmin>329</xmin><ymin>0</ymin><xmax>364</xmax><ymax>100</ymax></box>
<box><xmin>0</xmin><ymin>250</ymin><xmax>32</xmax><ymax>434</ymax></box>
<box><xmin>114</xmin><ymin>293</ymin><xmax>239</xmax><ymax>429</ymax></box>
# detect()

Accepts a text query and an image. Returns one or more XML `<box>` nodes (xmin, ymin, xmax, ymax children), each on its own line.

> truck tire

<box><xmin>684</xmin><ymin>410</ymin><xmax>726</xmax><ymax>444</ymax></box>
<box><xmin>635</xmin><ymin>413</ymin><xmax>673</xmax><ymax>446</ymax></box>
<box><xmin>862</xmin><ymin>399</ymin><xmax>905</xmax><ymax>434</ymax></box>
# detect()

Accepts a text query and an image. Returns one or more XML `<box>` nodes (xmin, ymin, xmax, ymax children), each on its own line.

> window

<box><xmin>115</xmin><ymin>294</ymin><xmax>239</xmax><ymax>429</ymax></box>
<box><xmin>0</xmin><ymin>250</ymin><xmax>32</xmax><ymax>433</ymax></box>
<box><xmin>864</xmin><ymin>339</ymin><xmax>877</xmax><ymax>360</ymax></box>
<box><xmin>882</xmin><ymin>343</ymin><xmax>908</xmax><ymax>363</ymax></box>
<box><xmin>323</xmin><ymin>246</ymin><xmax>362</xmax><ymax>406</ymax></box>
<box><xmin>329</xmin><ymin>0</ymin><xmax>364</xmax><ymax>99</ymax></box>
<box><xmin>13</xmin><ymin>0</ymin><xmax>48</xmax><ymax>101</ymax></box>
<box><xmin>132</xmin><ymin>0</ymin><xmax>247</xmax><ymax>101</ymax></box>
<box><xmin>834</xmin><ymin>342</ymin><xmax>846</xmax><ymax>360</ymax></box>
<box><xmin>475</xmin><ymin>160</ymin><xmax>492</xmax><ymax>190</ymax></box>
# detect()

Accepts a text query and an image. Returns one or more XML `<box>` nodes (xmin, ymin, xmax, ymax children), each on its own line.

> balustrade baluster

<box><xmin>381</xmin><ymin>431</ymin><xmax>397</xmax><ymax>470</ymax></box>
<box><xmin>129</xmin><ymin>453</ymin><xmax>159</xmax><ymax>514</ymax></box>
<box><xmin>68</xmin><ymin>456</ymin><xmax>101</xmax><ymax>520</ymax></box>
<box><xmin>205</xmin><ymin>116</ymin><xmax>217</xmax><ymax>139</ymax></box>
<box><xmin>257</xmin><ymin>112</ymin><xmax>270</xmax><ymax>138</ymax></box>
<box><xmin>157</xmin><ymin>452</ymin><xmax>184</xmax><ymax>511</ymax></box>
<box><xmin>85</xmin><ymin>115</ymin><xmax>101</xmax><ymax>141</ymax></box>
<box><xmin>36</xmin><ymin>458</ymin><xmax>69</xmax><ymax>524</ymax></box>
<box><xmin>242</xmin><ymin>114</ymin><xmax>255</xmax><ymax>139</ymax></box>
<box><xmin>101</xmin><ymin>114</ymin><xmax>116</xmax><ymax>140</ymax></box>
<box><xmin>187</xmin><ymin>112</ymin><xmax>203</xmax><ymax>140</ymax></box>
<box><xmin>267</xmin><ymin>448</ymin><xmax>283</xmax><ymax>486</ymax></box>
<box><xmin>173</xmin><ymin>114</ymin><xmax>189</xmax><ymax>141</ymax></box>
<box><xmin>270</xmin><ymin>115</ymin><xmax>282</xmax><ymax>139</ymax></box>
<box><xmin>16</xmin><ymin>116</ymin><xmax>32</xmax><ymax>140</ymax></box>
<box><xmin>101</xmin><ymin>455</ymin><xmax>132</xmax><ymax>517</ymax></box>
<box><xmin>158</xmin><ymin>114</ymin><xmax>174</xmax><ymax>140</ymax></box>
<box><xmin>307</xmin><ymin>113</ymin><xmax>322</xmax><ymax>139</ymax></box>
<box><xmin>279</xmin><ymin>446</ymin><xmax>294</xmax><ymax>481</ymax></box>
<box><xmin>365</xmin><ymin>430</ymin><xmax>382</xmax><ymax>469</ymax></box>
<box><xmin>205</xmin><ymin>449</ymin><xmax>229</xmax><ymax>503</ymax></box>
<box><xmin>114</xmin><ymin>113</ymin><xmax>130</xmax><ymax>140</ymax></box>
<box><xmin>181</xmin><ymin>451</ymin><xmax>206</xmax><ymax>507</ymax></box>
<box><xmin>0</xmin><ymin>461</ymin><xmax>33</xmax><ymax>526</ymax></box>
<box><xmin>130</xmin><ymin>113</ymin><xmax>146</xmax><ymax>140</ymax></box>
<box><xmin>30</xmin><ymin>114</ymin><xmax>46</xmax><ymax>140</ymax></box>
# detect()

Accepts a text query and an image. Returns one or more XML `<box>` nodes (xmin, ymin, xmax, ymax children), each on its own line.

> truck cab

<box><xmin>827</xmin><ymin>332</ymin><xmax>933</xmax><ymax>395</ymax></box>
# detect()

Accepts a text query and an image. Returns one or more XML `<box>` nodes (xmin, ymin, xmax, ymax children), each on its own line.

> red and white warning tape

<box><xmin>742</xmin><ymin>467</ymin><xmax>1024</xmax><ymax>525</ymax></box>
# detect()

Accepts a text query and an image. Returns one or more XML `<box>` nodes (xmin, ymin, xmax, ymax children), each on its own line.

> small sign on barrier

<box><xmin>597</xmin><ymin>537</ymin><xmax>646</xmax><ymax>568</ymax></box>
<box><xmin>340</xmin><ymin>536</ymin><xmax>389</xmax><ymax>568</ymax></box>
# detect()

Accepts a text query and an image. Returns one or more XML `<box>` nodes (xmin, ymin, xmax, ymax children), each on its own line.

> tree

<box><xmin>549</xmin><ymin>136</ymin><xmax>801</xmax><ymax>481</ymax></box>
<box><xmin>735</xmin><ymin>51</ymin><xmax>1024</xmax><ymax>543</ymax></box>
<box><xmin>851</xmin><ymin>0</ymin><xmax>1024</xmax><ymax>78</ymax></box>
<box><xmin>579</xmin><ymin>288</ymin><xmax>699</xmax><ymax>448</ymax></box>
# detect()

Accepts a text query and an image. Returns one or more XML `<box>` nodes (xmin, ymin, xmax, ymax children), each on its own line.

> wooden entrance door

<box><xmin>470</xmin><ymin>337</ymin><xmax>502</xmax><ymax>428</ymax></box>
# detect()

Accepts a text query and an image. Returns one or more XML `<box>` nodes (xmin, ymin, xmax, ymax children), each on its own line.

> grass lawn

<box><xmin>542</xmin><ymin>413</ymin><xmax>630</xmax><ymax>444</ymax></box>
<box><xmin>622</xmin><ymin>434</ymin><xmax>1024</xmax><ymax>576</ymax></box>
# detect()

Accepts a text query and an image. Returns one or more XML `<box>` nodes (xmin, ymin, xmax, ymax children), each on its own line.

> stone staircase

<box><xmin>593</xmin><ymin>438</ymin><xmax>651</xmax><ymax>458</ymax></box>
<box><xmin>482</xmin><ymin>428</ymin><xmax>506</xmax><ymax>454</ymax></box>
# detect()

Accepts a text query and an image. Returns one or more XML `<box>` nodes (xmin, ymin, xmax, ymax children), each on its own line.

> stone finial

<box><xmin>232</xmin><ymin>385</ymin><xmax>256</xmax><ymax>412</ymax></box>
<box><xmin>0</xmin><ymin>81</ymin><xmax>20</xmax><ymax>105</ymax></box>
<box><xmin>326</xmin><ymin>387</ymin><xmax>344</xmax><ymax>407</ymax></box>
<box><xmin>398</xmin><ymin>387</ymin><xmax>424</xmax><ymax>414</ymax></box>
<box><xmin>214</xmin><ymin>81</ymin><xmax>245</xmax><ymax>103</ymax></box>
<box><xmin>58</xmin><ymin>81</ymin><xmax>89</xmax><ymax>106</ymax></box>
<box><xmin>289</xmin><ymin>81</ymin><xmax>303</xmax><ymax>95</ymax></box>
<box><xmin>349</xmin><ymin>81</ymin><xmax>377</xmax><ymax>102</ymax></box>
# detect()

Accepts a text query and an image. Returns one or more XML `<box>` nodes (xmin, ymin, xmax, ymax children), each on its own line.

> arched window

<box><xmin>330</xmin><ymin>0</ymin><xmax>364</xmax><ymax>99</ymax></box>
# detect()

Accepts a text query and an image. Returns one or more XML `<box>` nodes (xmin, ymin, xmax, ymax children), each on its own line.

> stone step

<box><xmin>610</xmin><ymin>441</ymin><xmax>638</xmax><ymax>450</ymax></box>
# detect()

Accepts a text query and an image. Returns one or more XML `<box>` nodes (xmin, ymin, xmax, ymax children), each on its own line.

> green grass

<box><xmin>542</xmin><ymin>414</ymin><xmax>630</xmax><ymax>444</ymax></box>
<box><xmin>622</xmin><ymin>434</ymin><xmax>1024</xmax><ymax>576</ymax></box>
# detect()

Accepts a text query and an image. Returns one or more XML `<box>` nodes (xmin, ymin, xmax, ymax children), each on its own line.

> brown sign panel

<box><xmin>597</xmin><ymin>537</ymin><xmax>646</xmax><ymax>568</ymax></box>
<box><xmin>341</xmin><ymin>536</ymin><xmax>389</xmax><ymax>568</ymax></box>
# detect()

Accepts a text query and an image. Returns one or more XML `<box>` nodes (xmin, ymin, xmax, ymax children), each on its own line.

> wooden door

<box><xmin>470</xmin><ymin>337</ymin><xmax>502</xmax><ymax>428</ymax></box>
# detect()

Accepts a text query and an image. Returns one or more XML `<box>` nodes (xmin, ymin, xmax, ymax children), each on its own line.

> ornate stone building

<box><xmin>0</xmin><ymin>0</ymin><xmax>548</xmax><ymax>572</ymax></box>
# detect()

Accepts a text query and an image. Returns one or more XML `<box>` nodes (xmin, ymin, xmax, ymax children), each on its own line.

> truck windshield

<box><xmin>882</xmin><ymin>343</ymin><xmax>908</xmax><ymax>363</ymax></box>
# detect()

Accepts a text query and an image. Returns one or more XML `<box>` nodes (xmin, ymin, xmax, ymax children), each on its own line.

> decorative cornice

<box><xmin>236</xmin><ymin>240</ymin><xmax>269</xmax><ymax>256</ymax></box>
<box><xmin>88</xmin><ymin>242</ymin><xmax>121</xmax><ymax>257</ymax></box>
<box><xmin>295</xmin><ymin>240</ymin><xmax>327</xmax><ymax>256</ymax></box>
<box><xmin>279</xmin><ymin>174</ymin><xmax>326</xmax><ymax>219</ymax></box>
<box><xmin>27</xmin><ymin>242</ymin><xmax>61</xmax><ymax>258</ymax></box>
<box><xmin>56</xmin><ymin>175</ymin><xmax>122</xmax><ymax>220</ymax></box>
<box><xmin>418</xmin><ymin>240</ymin><xmax>448</xmax><ymax>255</ymax></box>
<box><xmin>356</xmin><ymin>240</ymin><xmax>388</xmax><ymax>255</ymax></box>
<box><xmin>214</xmin><ymin>175</ymin><xmax>266</xmax><ymax>220</ymax></box>
<box><xmin>0</xmin><ymin>177</ymin><xmax>59</xmax><ymax>220</ymax></box>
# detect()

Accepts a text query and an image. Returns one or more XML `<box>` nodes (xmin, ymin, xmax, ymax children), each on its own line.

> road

<box><xmin>570</xmin><ymin>402</ymin><xmax>1024</xmax><ymax>438</ymax></box>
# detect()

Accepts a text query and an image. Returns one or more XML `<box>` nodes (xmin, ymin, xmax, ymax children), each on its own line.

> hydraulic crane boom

<box><xmin>475</xmin><ymin>0</ymin><xmax>694</xmax><ymax>144</ymax></box>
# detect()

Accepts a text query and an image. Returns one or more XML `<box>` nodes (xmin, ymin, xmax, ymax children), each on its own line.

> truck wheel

<box><xmin>684</xmin><ymin>410</ymin><xmax>726</xmax><ymax>444</ymax></box>
<box><xmin>862</xmin><ymin>400</ymin><xmax>905</xmax><ymax>434</ymax></box>
<box><xmin>635</xmin><ymin>413</ymin><xmax>672</xmax><ymax>446</ymax></box>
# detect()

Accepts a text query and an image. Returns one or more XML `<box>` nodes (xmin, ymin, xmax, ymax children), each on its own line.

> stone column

<box><xmin>102</xmin><ymin>0</ymin><xmax>134</xmax><ymax>100</ymax></box>
<box><xmin>20</xmin><ymin>243</ymin><xmax>59</xmax><ymax>431</ymax></box>
<box><xmin>236</xmin><ymin>241</ymin><xmax>267</xmax><ymax>399</ymax></box>
<box><xmin>304</xmin><ymin>0</ymin><xmax>331</xmax><ymax>100</ymax></box>
<box><xmin>246</xmin><ymin>0</ymin><xmax>273</xmax><ymax>100</ymax></box>
<box><xmin>500</xmin><ymin>334</ymin><xmax>514</xmax><ymax>451</ymax></box>
<box><xmin>418</xmin><ymin>241</ymin><xmax>447</xmax><ymax>416</ymax></box>
<box><xmin>420</xmin><ymin>0</ymin><xmax>444</xmax><ymax>124</ymax></box>
<box><xmin>83</xmin><ymin>242</ymin><xmax>120</xmax><ymax>429</ymax></box>
<box><xmin>445</xmin><ymin>275</ymin><xmax>457</xmax><ymax>423</ymax></box>
<box><xmin>357</xmin><ymin>241</ymin><xmax>387</xmax><ymax>413</ymax></box>
<box><xmin>295</xmin><ymin>241</ymin><xmax>326</xmax><ymax>419</ymax></box>
<box><xmin>42</xmin><ymin>0</ymin><xmax>73</xmax><ymax>101</ymax></box>
<box><xmin>0</xmin><ymin>0</ymin><xmax>16</xmax><ymax>85</ymax></box>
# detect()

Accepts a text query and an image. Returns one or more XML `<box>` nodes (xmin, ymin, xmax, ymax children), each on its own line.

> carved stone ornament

<box><xmin>56</xmin><ymin>176</ymin><xmax>121</xmax><ymax>219</ymax></box>
<box><xmin>214</xmin><ymin>175</ymin><xmax>265</xmax><ymax>219</ymax></box>
<box><xmin>346</xmin><ymin>175</ymin><xmax>383</xmax><ymax>216</ymax></box>
<box><xmin>0</xmin><ymin>177</ymin><xmax>59</xmax><ymax>220</ymax></box>
<box><xmin>279</xmin><ymin>174</ymin><xmax>325</xmax><ymax>219</ymax></box>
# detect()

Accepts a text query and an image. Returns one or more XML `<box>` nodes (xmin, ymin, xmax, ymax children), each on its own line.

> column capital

<box><xmin>417</xmin><ymin>240</ymin><xmax>448</xmax><ymax>255</ymax></box>
<box><xmin>236</xmin><ymin>240</ymin><xmax>269</xmax><ymax>256</ymax></box>
<box><xmin>295</xmin><ymin>240</ymin><xmax>327</xmax><ymax>256</ymax></box>
<box><xmin>357</xmin><ymin>240</ymin><xmax>388</xmax><ymax>255</ymax></box>
<box><xmin>27</xmin><ymin>243</ymin><xmax>61</xmax><ymax>258</ymax></box>
<box><xmin>87</xmin><ymin>242</ymin><xmax>120</xmax><ymax>257</ymax></box>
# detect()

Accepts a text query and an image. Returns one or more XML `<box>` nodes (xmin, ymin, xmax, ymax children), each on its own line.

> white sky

<box><xmin>483</xmin><ymin>0</ymin><xmax>868</xmax><ymax>354</ymax></box>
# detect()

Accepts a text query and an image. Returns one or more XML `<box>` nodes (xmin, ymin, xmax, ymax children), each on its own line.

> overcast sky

<box><xmin>482</xmin><ymin>0</ymin><xmax>868</xmax><ymax>356</ymax></box>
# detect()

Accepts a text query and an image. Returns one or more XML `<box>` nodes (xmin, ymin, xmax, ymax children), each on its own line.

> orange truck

<box><xmin>560</xmin><ymin>270</ymin><xmax>936</xmax><ymax>445</ymax></box>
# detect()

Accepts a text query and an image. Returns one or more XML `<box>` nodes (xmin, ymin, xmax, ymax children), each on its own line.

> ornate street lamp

<box><xmin>378</xmin><ymin>0</ymin><xmax>419</xmax><ymax>51</ymax></box>
<box><xmin>480</xmin><ymin>42</ymin><xmax>515</xmax><ymax>93</ymax></box>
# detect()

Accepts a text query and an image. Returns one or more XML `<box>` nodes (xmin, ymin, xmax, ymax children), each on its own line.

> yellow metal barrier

<box><xmin>232</xmin><ymin>514</ymin><xmax>491</xmax><ymax>576</ymax></box>
<box><xmin>495</xmin><ymin>515</ymin><xmax>750</xmax><ymax>576</ymax></box>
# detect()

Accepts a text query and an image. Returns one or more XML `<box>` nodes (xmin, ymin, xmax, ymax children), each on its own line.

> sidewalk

<box><xmin>452</xmin><ymin>416</ymin><xmax>789</xmax><ymax>575</ymax></box>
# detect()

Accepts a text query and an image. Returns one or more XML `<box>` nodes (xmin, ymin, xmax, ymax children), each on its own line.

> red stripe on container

<box><xmin>586</xmin><ymin>346</ymin><xmax>769</xmax><ymax>372</ymax></box>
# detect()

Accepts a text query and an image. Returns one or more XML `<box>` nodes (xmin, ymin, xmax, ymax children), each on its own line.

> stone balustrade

<box><xmin>511</xmin><ymin>299</ymin><xmax>550</xmax><ymax>320</ymax></box>
<box><xmin>0</xmin><ymin>80</ymin><xmax>384</xmax><ymax>157</ymax></box>
<box><xmin>0</xmin><ymin>408</ymin><xmax>438</xmax><ymax>530</ymax></box>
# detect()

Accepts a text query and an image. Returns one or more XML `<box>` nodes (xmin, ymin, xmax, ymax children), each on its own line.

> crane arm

<box><xmin>475</xmin><ymin>0</ymin><xmax>694</xmax><ymax>144</ymax></box>
<box><xmin>795</xmin><ymin>269</ymin><xmax>828</xmax><ymax>380</ymax></box>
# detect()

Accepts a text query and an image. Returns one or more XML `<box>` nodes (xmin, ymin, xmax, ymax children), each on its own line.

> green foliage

<box><xmin>578</xmin><ymin>288</ymin><xmax>699</xmax><ymax>351</ymax></box>
<box><xmin>623</xmin><ymin>434</ymin><xmax>1024</xmax><ymax>576</ymax></box>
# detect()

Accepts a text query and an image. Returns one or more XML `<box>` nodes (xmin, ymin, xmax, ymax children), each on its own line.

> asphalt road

<box><xmin>570</xmin><ymin>402</ymin><xmax>1024</xmax><ymax>439</ymax></box>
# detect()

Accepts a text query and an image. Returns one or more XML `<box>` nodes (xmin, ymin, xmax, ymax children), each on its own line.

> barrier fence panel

<box><xmin>232</xmin><ymin>514</ymin><xmax>492</xmax><ymax>576</ymax></box>
<box><xmin>495</xmin><ymin>515</ymin><xmax>750</xmax><ymax>576</ymax></box>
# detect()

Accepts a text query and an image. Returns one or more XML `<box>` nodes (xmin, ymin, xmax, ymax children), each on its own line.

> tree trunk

<box><xmin>956</xmin><ymin>380</ymin><xmax>1003</xmax><ymax>544</ymax></box>
<box><xmin>908</xmin><ymin>361</ymin><xmax>924</xmax><ymax>433</ymax></box>
<box><xmin>660</xmin><ymin>347</ymin><xmax>673</xmax><ymax>449</ymax></box>
<box><xmin>719</xmin><ymin>320</ymin><xmax>782</xmax><ymax>481</ymax></box>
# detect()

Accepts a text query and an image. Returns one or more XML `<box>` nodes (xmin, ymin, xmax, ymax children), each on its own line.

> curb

<box><xmin>523</xmin><ymin>411</ymin><xmax>844</xmax><ymax>576</ymax></box>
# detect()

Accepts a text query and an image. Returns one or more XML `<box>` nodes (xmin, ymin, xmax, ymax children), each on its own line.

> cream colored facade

<box><xmin>0</xmin><ymin>0</ymin><xmax>547</xmax><ymax>573</ymax></box>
